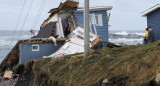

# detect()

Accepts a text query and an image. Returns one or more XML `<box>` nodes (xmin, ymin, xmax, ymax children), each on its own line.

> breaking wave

<box><xmin>135</xmin><ymin>32</ymin><xmax>145</xmax><ymax>36</ymax></box>
<box><xmin>114</xmin><ymin>31</ymin><xmax>145</xmax><ymax>36</ymax></box>
<box><xmin>109</xmin><ymin>30</ymin><xmax>145</xmax><ymax>45</ymax></box>
<box><xmin>0</xmin><ymin>32</ymin><xmax>31</xmax><ymax>62</ymax></box>
<box><xmin>115</xmin><ymin>31</ymin><xmax>129</xmax><ymax>35</ymax></box>
<box><xmin>0</xmin><ymin>30</ymin><xmax>34</xmax><ymax>62</ymax></box>
<box><xmin>0</xmin><ymin>35</ymin><xmax>31</xmax><ymax>47</ymax></box>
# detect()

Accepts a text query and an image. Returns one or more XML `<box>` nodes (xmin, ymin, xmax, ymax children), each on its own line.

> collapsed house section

<box><xmin>48</xmin><ymin>26</ymin><xmax>101</xmax><ymax>58</ymax></box>
<box><xmin>37</xmin><ymin>0</ymin><xmax>101</xmax><ymax>58</ymax></box>
<box><xmin>40</xmin><ymin>0</ymin><xmax>79</xmax><ymax>39</ymax></box>
<box><xmin>44</xmin><ymin>13</ymin><xmax>77</xmax><ymax>38</ymax></box>
<box><xmin>0</xmin><ymin>0</ymin><xmax>103</xmax><ymax>72</ymax></box>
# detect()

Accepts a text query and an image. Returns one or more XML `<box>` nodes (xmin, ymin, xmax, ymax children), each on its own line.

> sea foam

<box><xmin>109</xmin><ymin>30</ymin><xmax>145</xmax><ymax>45</ymax></box>
<box><xmin>115</xmin><ymin>31</ymin><xmax>129</xmax><ymax>35</ymax></box>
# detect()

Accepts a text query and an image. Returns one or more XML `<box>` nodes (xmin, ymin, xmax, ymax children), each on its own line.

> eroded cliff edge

<box><xmin>13</xmin><ymin>42</ymin><xmax>160</xmax><ymax>86</ymax></box>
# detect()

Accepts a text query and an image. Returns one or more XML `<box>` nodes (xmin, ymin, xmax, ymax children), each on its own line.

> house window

<box><xmin>90</xmin><ymin>14</ymin><xmax>103</xmax><ymax>26</ymax></box>
<box><xmin>32</xmin><ymin>44</ymin><xmax>39</xmax><ymax>51</ymax></box>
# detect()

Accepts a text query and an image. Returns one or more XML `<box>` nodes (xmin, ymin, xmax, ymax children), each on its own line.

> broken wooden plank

<box><xmin>3</xmin><ymin>70</ymin><xmax>13</xmax><ymax>79</ymax></box>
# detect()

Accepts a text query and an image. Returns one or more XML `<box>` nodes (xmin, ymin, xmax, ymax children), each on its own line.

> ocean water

<box><xmin>109</xmin><ymin>30</ymin><xmax>145</xmax><ymax>45</ymax></box>
<box><xmin>0</xmin><ymin>30</ymin><xmax>145</xmax><ymax>63</ymax></box>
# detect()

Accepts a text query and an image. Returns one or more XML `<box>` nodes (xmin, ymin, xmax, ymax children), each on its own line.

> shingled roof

<box><xmin>33</xmin><ymin>22</ymin><xmax>57</xmax><ymax>38</ymax></box>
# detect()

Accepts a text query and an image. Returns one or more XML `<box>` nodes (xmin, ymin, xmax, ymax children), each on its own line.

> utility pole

<box><xmin>84</xmin><ymin>0</ymin><xmax>90</xmax><ymax>57</ymax></box>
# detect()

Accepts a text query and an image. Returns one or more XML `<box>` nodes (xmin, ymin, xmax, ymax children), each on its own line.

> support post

<box><xmin>84</xmin><ymin>0</ymin><xmax>90</xmax><ymax>57</ymax></box>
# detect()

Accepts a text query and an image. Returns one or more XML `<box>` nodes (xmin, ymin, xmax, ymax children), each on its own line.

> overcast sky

<box><xmin>0</xmin><ymin>0</ymin><xmax>159</xmax><ymax>31</ymax></box>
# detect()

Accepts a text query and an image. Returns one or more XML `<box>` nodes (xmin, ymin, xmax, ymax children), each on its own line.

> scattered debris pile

<box><xmin>48</xmin><ymin>26</ymin><xmax>101</xmax><ymax>58</ymax></box>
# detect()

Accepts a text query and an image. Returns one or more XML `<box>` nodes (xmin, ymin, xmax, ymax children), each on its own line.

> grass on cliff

<box><xmin>25</xmin><ymin>42</ymin><xmax>160</xmax><ymax>86</ymax></box>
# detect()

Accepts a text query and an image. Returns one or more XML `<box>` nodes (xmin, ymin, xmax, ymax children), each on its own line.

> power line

<box><xmin>7</xmin><ymin>0</ymin><xmax>27</xmax><ymax>52</ymax></box>
<box><xmin>1</xmin><ymin>0</ymin><xmax>27</xmax><ymax>71</ymax></box>
<box><xmin>31</xmin><ymin>0</ymin><xmax>45</xmax><ymax>29</ymax></box>
<box><xmin>1</xmin><ymin>0</ymin><xmax>35</xmax><ymax>71</ymax></box>
<box><xmin>17</xmin><ymin>0</ymin><xmax>34</xmax><ymax>40</ymax></box>
<box><xmin>33</xmin><ymin>0</ymin><xmax>47</xmax><ymax>30</ymax></box>
<box><xmin>14</xmin><ymin>0</ymin><xmax>47</xmax><ymax>75</ymax></box>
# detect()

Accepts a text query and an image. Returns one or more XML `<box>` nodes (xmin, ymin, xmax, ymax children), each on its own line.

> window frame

<box><xmin>32</xmin><ymin>44</ymin><xmax>39</xmax><ymax>51</ymax></box>
<box><xmin>90</xmin><ymin>14</ymin><xmax>103</xmax><ymax>26</ymax></box>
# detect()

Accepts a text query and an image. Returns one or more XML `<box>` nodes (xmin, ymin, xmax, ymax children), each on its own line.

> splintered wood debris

<box><xmin>3</xmin><ymin>70</ymin><xmax>13</xmax><ymax>79</ymax></box>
